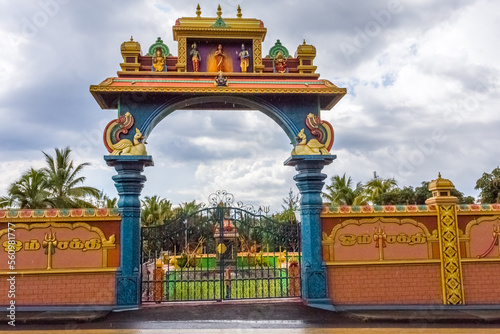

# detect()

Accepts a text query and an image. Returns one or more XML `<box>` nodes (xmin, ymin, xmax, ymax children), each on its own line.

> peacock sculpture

<box><xmin>103</xmin><ymin>112</ymin><xmax>148</xmax><ymax>156</ymax></box>
<box><xmin>291</xmin><ymin>113</ymin><xmax>334</xmax><ymax>155</ymax></box>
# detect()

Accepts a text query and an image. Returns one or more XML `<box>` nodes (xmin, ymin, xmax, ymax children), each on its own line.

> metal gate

<box><xmin>141</xmin><ymin>191</ymin><xmax>301</xmax><ymax>302</ymax></box>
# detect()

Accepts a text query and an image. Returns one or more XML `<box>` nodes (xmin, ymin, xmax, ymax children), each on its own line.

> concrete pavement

<box><xmin>2</xmin><ymin>299</ymin><xmax>500</xmax><ymax>332</ymax></box>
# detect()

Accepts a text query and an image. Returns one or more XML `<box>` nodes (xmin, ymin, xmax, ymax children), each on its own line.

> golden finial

<box><xmin>196</xmin><ymin>3</ymin><xmax>201</xmax><ymax>17</ymax></box>
<box><xmin>237</xmin><ymin>5</ymin><xmax>242</xmax><ymax>18</ymax></box>
<box><xmin>438</xmin><ymin>172</ymin><xmax>442</xmax><ymax>178</ymax></box>
<box><xmin>217</xmin><ymin>4</ymin><xmax>222</xmax><ymax>18</ymax></box>
<box><xmin>130</xmin><ymin>36</ymin><xmax>134</xmax><ymax>41</ymax></box>
<box><xmin>303</xmin><ymin>39</ymin><xmax>307</xmax><ymax>45</ymax></box>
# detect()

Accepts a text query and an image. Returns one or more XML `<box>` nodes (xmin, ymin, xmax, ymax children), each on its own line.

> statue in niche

<box><xmin>214</xmin><ymin>44</ymin><xmax>225</xmax><ymax>71</ymax></box>
<box><xmin>275</xmin><ymin>51</ymin><xmax>287</xmax><ymax>73</ymax></box>
<box><xmin>239</xmin><ymin>44</ymin><xmax>250</xmax><ymax>72</ymax></box>
<box><xmin>207</xmin><ymin>43</ymin><xmax>233</xmax><ymax>72</ymax></box>
<box><xmin>190</xmin><ymin>42</ymin><xmax>201</xmax><ymax>72</ymax></box>
<box><xmin>152</xmin><ymin>47</ymin><xmax>165</xmax><ymax>72</ymax></box>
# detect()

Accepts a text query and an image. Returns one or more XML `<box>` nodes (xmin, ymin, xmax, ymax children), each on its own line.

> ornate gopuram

<box><xmin>90</xmin><ymin>4</ymin><xmax>346</xmax><ymax>309</ymax></box>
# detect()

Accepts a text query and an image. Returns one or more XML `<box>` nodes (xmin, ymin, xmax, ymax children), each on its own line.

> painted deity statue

<box><xmin>275</xmin><ymin>51</ymin><xmax>287</xmax><ymax>74</ymax></box>
<box><xmin>190</xmin><ymin>43</ymin><xmax>201</xmax><ymax>72</ymax></box>
<box><xmin>239</xmin><ymin>44</ymin><xmax>250</xmax><ymax>73</ymax></box>
<box><xmin>152</xmin><ymin>48</ymin><xmax>165</xmax><ymax>72</ymax></box>
<box><xmin>214</xmin><ymin>44</ymin><xmax>225</xmax><ymax>72</ymax></box>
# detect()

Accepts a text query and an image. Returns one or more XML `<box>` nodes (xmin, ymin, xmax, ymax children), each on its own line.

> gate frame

<box><xmin>140</xmin><ymin>203</ymin><xmax>302</xmax><ymax>302</ymax></box>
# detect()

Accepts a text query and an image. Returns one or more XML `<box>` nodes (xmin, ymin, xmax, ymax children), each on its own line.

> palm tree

<box><xmin>141</xmin><ymin>196</ymin><xmax>174</xmax><ymax>226</ymax></box>
<box><xmin>42</xmin><ymin>147</ymin><xmax>99</xmax><ymax>208</ymax></box>
<box><xmin>6</xmin><ymin>168</ymin><xmax>54</xmax><ymax>209</ymax></box>
<box><xmin>323</xmin><ymin>173</ymin><xmax>367</xmax><ymax>206</ymax></box>
<box><xmin>365</xmin><ymin>171</ymin><xmax>397</xmax><ymax>205</ymax></box>
<box><xmin>0</xmin><ymin>196</ymin><xmax>10</xmax><ymax>209</ymax></box>
<box><xmin>92</xmin><ymin>190</ymin><xmax>118</xmax><ymax>208</ymax></box>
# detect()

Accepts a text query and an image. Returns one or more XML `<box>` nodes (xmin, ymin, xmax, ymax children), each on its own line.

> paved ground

<box><xmin>1</xmin><ymin>299</ymin><xmax>500</xmax><ymax>333</ymax></box>
<box><xmin>4</xmin><ymin>329</ymin><xmax>500</xmax><ymax>334</ymax></box>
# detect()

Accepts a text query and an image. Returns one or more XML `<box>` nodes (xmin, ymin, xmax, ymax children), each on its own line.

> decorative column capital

<box><xmin>284</xmin><ymin>154</ymin><xmax>336</xmax><ymax>170</ymax></box>
<box><xmin>104</xmin><ymin>155</ymin><xmax>154</xmax><ymax>171</ymax></box>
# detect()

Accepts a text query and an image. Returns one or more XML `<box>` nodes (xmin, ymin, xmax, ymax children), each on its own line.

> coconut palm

<box><xmin>323</xmin><ymin>173</ymin><xmax>367</xmax><ymax>206</ymax></box>
<box><xmin>141</xmin><ymin>195</ymin><xmax>174</xmax><ymax>226</ymax></box>
<box><xmin>365</xmin><ymin>171</ymin><xmax>398</xmax><ymax>205</ymax></box>
<box><xmin>6</xmin><ymin>168</ymin><xmax>54</xmax><ymax>209</ymax></box>
<box><xmin>42</xmin><ymin>147</ymin><xmax>99</xmax><ymax>208</ymax></box>
<box><xmin>93</xmin><ymin>190</ymin><xmax>118</xmax><ymax>208</ymax></box>
<box><xmin>0</xmin><ymin>196</ymin><xmax>10</xmax><ymax>209</ymax></box>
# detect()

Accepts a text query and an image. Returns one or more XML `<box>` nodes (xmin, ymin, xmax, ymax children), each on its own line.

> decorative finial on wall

<box><xmin>237</xmin><ymin>5</ymin><xmax>242</xmax><ymax>18</ymax></box>
<box><xmin>217</xmin><ymin>4</ymin><xmax>222</xmax><ymax>18</ymax></box>
<box><xmin>196</xmin><ymin>3</ymin><xmax>201</xmax><ymax>17</ymax></box>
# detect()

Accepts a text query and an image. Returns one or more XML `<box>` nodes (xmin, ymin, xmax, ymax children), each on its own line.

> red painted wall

<box><xmin>327</xmin><ymin>264</ymin><xmax>442</xmax><ymax>305</ymax></box>
<box><xmin>1</xmin><ymin>272</ymin><xmax>115</xmax><ymax>306</ymax></box>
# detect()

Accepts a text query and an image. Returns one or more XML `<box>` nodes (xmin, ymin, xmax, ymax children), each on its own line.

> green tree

<box><xmin>475</xmin><ymin>167</ymin><xmax>500</xmax><ymax>203</ymax></box>
<box><xmin>281</xmin><ymin>188</ymin><xmax>300</xmax><ymax>211</ymax></box>
<box><xmin>93</xmin><ymin>190</ymin><xmax>118</xmax><ymax>208</ymax></box>
<box><xmin>141</xmin><ymin>195</ymin><xmax>174</xmax><ymax>226</ymax></box>
<box><xmin>5</xmin><ymin>168</ymin><xmax>54</xmax><ymax>209</ymax></box>
<box><xmin>451</xmin><ymin>188</ymin><xmax>475</xmax><ymax>204</ymax></box>
<box><xmin>275</xmin><ymin>188</ymin><xmax>300</xmax><ymax>224</ymax></box>
<box><xmin>365</xmin><ymin>172</ymin><xmax>397</xmax><ymax>205</ymax></box>
<box><xmin>415</xmin><ymin>182</ymin><xmax>432</xmax><ymax>204</ymax></box>
<box><xmin>380</xmin><ymin>186</ymin><xmax>416</xmax><ymax>205</ymax></box>
<box><xmin>175</xmin><ymin>200</ymin><xmax>203</xmax><ymax>218</ymax></box>
<box><xmin>323</xmin><ymin>173</ymin><xmax>367</xmax><ymax>206</ymax></box>
<box><xmin>42</xmin><ymin>147</ymin><xmax>99</xmax><ymax>208</ymax></box>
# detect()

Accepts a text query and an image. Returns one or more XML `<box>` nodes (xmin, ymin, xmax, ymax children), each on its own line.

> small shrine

<box><xmin>116</xmin><ymin>4</ymin><xmax>319</xmax><ymax>75</ymax></box>
<box><xmin>214</xmin><ymin>212</ymin><xmax>239</xmax><ymax>266</ymax></box>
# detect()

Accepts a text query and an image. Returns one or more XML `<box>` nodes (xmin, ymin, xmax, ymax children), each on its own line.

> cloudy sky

<box><xmin>1</xmin><ymin>0</ymin><xmax>499</xmax><ymax>211</ymax></box>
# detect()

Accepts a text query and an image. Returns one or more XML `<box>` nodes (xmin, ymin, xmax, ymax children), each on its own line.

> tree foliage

<box><xmin>42</xmin><ymin>147</ymin><xmax>99</xmax><ymax>208</ymax></box>
<box><xmin>475</xmin><ymin>167</ymin><xmax>500</xmax><ymax>203</ymax></box>
<box><xmin>322</xmin><ymin>173</ymin><xmax>367</xmax><ymax>206</ymax></box>
<box><xmin>323</xmin><ymin>173</ymin><xmax>475</xmax><ymax>206</ymax></box>
<box><xmin>5</xmin><ymin>169</ymin><xmax>54</xmax><ymax>209</ymax></box>
<box><xmin>141</xmin><ymin>195</ymin><xmax>175</xmax><ymax>226</ymax></box>
<box><xmin>1</xmin><ymin>147</ymin><xmax>101</xmax><ymax>209</ymax></box>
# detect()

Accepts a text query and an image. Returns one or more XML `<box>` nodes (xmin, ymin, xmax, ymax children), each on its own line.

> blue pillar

<box><xmin>105</xmin><ymin>155</ymin><xmax>154</xmax><ymax>309</ymax></box>
<box><xmin>284</xmin><ymin>155</ymin><xmax>335</xmax><ymax>308</ymax></box>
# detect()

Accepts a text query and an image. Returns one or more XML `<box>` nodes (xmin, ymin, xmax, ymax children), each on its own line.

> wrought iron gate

<box><xmin>141</xmin><ymin>191</ymin><xmax>301</xmax><ymax>302</ymax></box>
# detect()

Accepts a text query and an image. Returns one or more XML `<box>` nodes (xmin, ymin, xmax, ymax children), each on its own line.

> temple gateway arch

<box><xmin>90</xmin><ymin>5</ymin><xmax>345</xmax><ymax>309</ymax></box>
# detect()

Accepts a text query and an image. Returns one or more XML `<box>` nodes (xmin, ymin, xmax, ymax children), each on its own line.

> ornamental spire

<box><xmin>196</xmin><ymin>3</ymin><xmax>201</xmax><ymax>17</ymax></box>
<box><xmin>217</xmin><ymin>4</ymin><xmax>222</xmax><ymax>18</ymax></box>
<box><xmin>237</xmin><ymin>5</ymin><xmax>242</xmax><ymax>18</ymax></box>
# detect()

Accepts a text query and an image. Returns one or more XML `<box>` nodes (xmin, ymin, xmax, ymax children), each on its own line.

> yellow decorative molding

<box><xmin>461</xmin><ymin>257</ymin><xmax>500</xmax><ymax>263</ymax></box>
<box><xmin>253</xmin><ymin>38</ymin><xmax>263</xmax><ymax>73</ymax></box>
<box><xmin>176</xmin><ymin>37</ymin><xmax>187</xmax><ymax>72</ymax></box>
<box><xmin>0</xmin><ymin>208</ymin><xmax>120</xmax><ymax>223</ymax></box>
<box><xmin>436</xmin><ymin>204</ymin><xmax>464</xmax><ymax>305</ymax></box>
<box><xmin>324</xmin><ymin>217</ymin><xmax>434</xmax><ymax>242</ymax></box>
<box><xmin>322</xmin><ymin>217</ymin><xmax>437</xmax><ymax>263</ymax></box>
<box><xmin>462</xmin><ymin>216</ymin><xmax>500</xmax><ymax>258</ymax></box>
<box><xmin>113</xmin><ymin>71</ymin><xmax>321</xmax><ymax>78</ymax></box>
<box><xmin>0</xmin><ymin>222</ymin><xmax>113</xmax><ymax>242</ymax></box>
<box><xmin>464</xmin><ymin>215</ymin><xmax>500</xmax><ymax>236</ymax></box>
<box><xmin>325</xmin><ymin>259</ymin><xmax>441</xmax><ymax>266</ymax></box>
<box><xmin>0</xmin><ymin>222</ymin><xmax>116</xmax><ymax>269</ymax></box>
<box><xmin>90</xmin><ymin>85</ymin><xmax>346</xmax><ymax>95</ymax></box>
<box><xmin>0</xmin><ymin>267</ymin><xmax>118</xmax><ymax>276</ymax></box>
<box><xmin>321</xmin><ymin>204</ymin><xmax>437</xmax><ymax>217</ymax></box>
